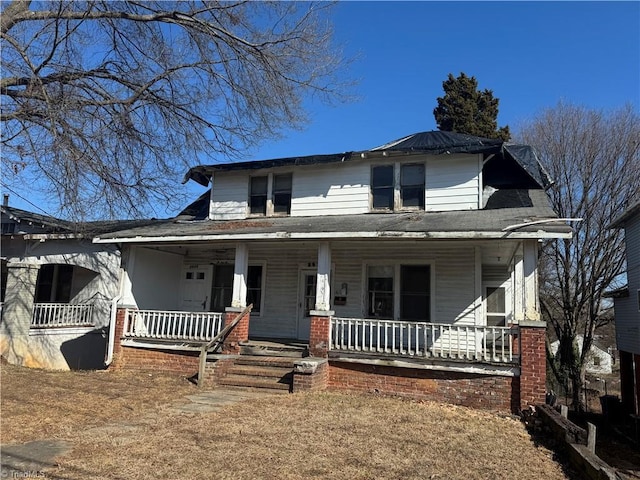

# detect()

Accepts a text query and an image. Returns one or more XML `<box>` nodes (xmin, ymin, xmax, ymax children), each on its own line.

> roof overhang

<box><xmin>94</xmin><ymin>228</ymin><xmax>571</xmax><ymax>244</ymax></box>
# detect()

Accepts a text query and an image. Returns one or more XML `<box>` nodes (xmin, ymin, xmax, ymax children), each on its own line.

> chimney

<box><xmin>2</xmin><ymin>194</ymin><xmax>8</xmax><ymax>207</ymax></box>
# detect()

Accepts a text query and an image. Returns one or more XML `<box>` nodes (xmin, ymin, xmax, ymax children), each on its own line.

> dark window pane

<box><xmin>247</xmin><ymin>265</ymin><xmax>262</xmax><ymax>313</ymax></box>
<box><xmin>372</xmin><ymin>165</ymin><xmax>394</xmax><ymax>186</ymax></box>
<box><xmin>372</xmin><ymin>165</ymin><xmax>394</xmax><ymax>210</ymax></box>
<box><xmin>368</xmin><ymin>266</ymin><xmax>394</xmax><ymax>318</ymax></box>
<box><xmin>400</xmin><ymin>265</ymin><xmax>430</xmax><ymax>321</ymax></box>
<box><xmin>250</xmin><ymin>176</ymin><xmax>267</xmax><ymax>215</ymax></box>
<box><xmin>372</xmin><ymin>187</ymin><xmax>393</xmax><ymax>209</ymax></box>
<box><xmin>273</xmin><ymin>174</ymin><xmax>292</xmax><ymax>215</ymax></box>
<box><xmin>401</xmin><ymin>164</ymin><xmax>425</xmax><ymax>209</ymax></box>
<box><xmin>211</xmin><ymin>265</ymin><xmax>233</xmax><ymax>312</ymax></box>
<box><xmin>401</xmin><ymin>186</ymin><xmax>424</xmax><ymax>208</ymax></box>
<box><xmin>401</xmin><ymin>164</ymin><xmax>424</xmax><ymax>186</ymax></box>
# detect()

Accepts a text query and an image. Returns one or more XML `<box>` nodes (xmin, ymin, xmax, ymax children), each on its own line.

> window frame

<box><xmin>248</xmin><ymin>175</ymin><xmax>268</xmax><ymax>216</ymax></box>
<box><xmin>248</xmin><ymin>172</ymin><xmax>293</xmax><ymax>217</ymax></box>
<box><xmin>370</xmin><ymin>162</ymin><xmax>427</xmax><ymax>212</ymax></box>
<box><xmin>246</xmin><ymin>262</ymin><xmax>266</xmax><ymax>316</ymax></box>
<box><xmin>363</xmin><ymin>262</ymin><xmax>434</xmax><ymax>321</ymax></box>
<box><xmin>272</xmin><ymin>173</ymin><xmax>293</xmax><ymax>216</ymax></box>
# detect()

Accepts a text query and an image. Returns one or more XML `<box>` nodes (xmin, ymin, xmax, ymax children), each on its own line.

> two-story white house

<box><xmin>609</xmin><ymin>202</ymin><xmax>640</xmax><ymax>416</ymax></box>
<box><xmin>96</xmin><ymin>131</ymin><xmax>572</xmax><ymax>413</ymax></box>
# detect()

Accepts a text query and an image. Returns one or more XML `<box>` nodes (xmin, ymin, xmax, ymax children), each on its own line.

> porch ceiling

<box><xmin>94</xmin><ymin>190</ymin><xmax>571</xmax><ymax>244</ymax></box>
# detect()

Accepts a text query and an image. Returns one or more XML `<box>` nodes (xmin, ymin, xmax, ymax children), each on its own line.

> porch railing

<box><xmin>330</xmin><ymin>317</ymin><xmax>517</xmax><ymax>364</ymax></box>
<box><xmin>31</xmin><ymin>303</ymin><xmax>95</xmax><ymax>327</ymax></box>
<box><xmin>123</xmin><ymin>310</ymin><xmax>224</xmax><ymax>342</ymax></box>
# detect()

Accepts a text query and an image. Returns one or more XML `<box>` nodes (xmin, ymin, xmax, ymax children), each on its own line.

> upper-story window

<box><xmin>249</xmin><ymin>173</ymin><xmax>292</xmax><ymax>216</ymax></box>
<box><xmin>400</xmin><ymin>164</ymin><xmax>425</xmax><ymax>209</ymax></box>
<box><xmin>249</xmin><ymin>176</ymin><xmax>268</xmax><ymax>215</ymax></box>
<box><xmin>371</xmin><ymin>165</ymin><xmax>394</xmax><ymax>210</ymax></box>
<box><xmin>371</xmin><ymin>163</ymin><xmax>425</xmax><ymax>211</ymax></box>
<box><xmin>273</xmin><ymin>173</ymin><xmax>292</xmax><ymax>215</ymax></box>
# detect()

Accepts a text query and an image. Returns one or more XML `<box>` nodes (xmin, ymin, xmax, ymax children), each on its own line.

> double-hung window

<box><xmin>371</xmin><ymin>165</ymin><xmax>394</xmax><ymax>210</ymax></box>
<box><xmin>400</xmin><ymin>164</ymin><xmax>425</xmax><ymax>209</ymax></box>
<box><xmin>273</xmin><ymin>173</ymin><xmax>292</xmax><ymax>215</ymax></box>
<box><xmin>249</xmin><ymin>173</ymin><xmax>292</xmax><ymax>216</ymax></box>
<box><xmin>371</xmin><ymin>163</ymin><xmax>425</xmax><ymax>211</ymax></box>
<box><xmin>249</xmin><ymin>176</ymin><xmax>268</xmax><ymax>215</ymax></box>
<box><xmin>366</xmin><ymin>264</ymin><xmax>431</xmax><ymax>321</ymax></box>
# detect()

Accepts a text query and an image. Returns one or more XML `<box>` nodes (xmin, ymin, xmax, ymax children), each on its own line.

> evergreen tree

<box><xmin>433</xmin><ymin>73</ymin><xmax>511</xmax><ymax>141</ymax></box>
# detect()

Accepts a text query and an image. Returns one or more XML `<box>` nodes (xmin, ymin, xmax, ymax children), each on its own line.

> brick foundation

<box><xmin>327</xmin><ymin>361</ymin><xmax>518</xmax><ymax>412</ymax></box>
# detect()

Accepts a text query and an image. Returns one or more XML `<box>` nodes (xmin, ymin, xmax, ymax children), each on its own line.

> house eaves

<box><xmin>93</xmin><ymin>190</ymin><xmax>572</xmax><ymax>244</ymax></box>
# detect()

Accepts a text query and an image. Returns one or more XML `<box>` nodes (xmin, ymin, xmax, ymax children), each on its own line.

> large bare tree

<box><xmin>1</xmin><ymin>0</ymin><xmax>347</xmax><ymax>219</ymax></box>
<box><xmin>518</xmin><ymin>103</ymin><xmax>640</xmax><ymax>410</ymax></box>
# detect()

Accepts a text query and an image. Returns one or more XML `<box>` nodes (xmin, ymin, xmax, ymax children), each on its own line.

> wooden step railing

<box><xmin>197</xmin><ymin>304</ymin><xmax>253</xmax><ymax>387</ymax></box>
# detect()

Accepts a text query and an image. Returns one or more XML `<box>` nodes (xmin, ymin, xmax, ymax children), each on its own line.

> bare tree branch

<box><xmin>517</xmin><ymin>102</ymin><xmax>640</xmax><ymax>410</ymax></box>
<box><xmin>1</xmin><ymin>0</ymin><xmax>350</xmax><ymax>220</ymax></box>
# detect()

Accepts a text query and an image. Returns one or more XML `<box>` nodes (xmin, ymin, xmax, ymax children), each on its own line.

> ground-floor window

<box><xmin>367</xmin><ymin>264</ymin><xmax>431</xmax><ymax>321</ymax></box>
<box><xmin>210</xmin><ymin>264</ymin><xmax>233</xmax><ymax>312</ymax></box>
<box><xmin>247</xmin><ymin>265</ymin><xmax>264</xmax><ymax>314</ymax></box>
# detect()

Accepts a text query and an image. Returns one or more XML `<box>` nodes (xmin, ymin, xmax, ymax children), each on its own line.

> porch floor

<box><xmin>239</xmin><ymin>338</ymin><xmax>309</xmax><ymax>358</ymax></box>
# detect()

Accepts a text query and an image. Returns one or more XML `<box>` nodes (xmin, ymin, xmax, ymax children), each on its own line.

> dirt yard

<box><xmin>1</xmin><ymin>364</ymin><xmax>573</xmax><ymax>480</ymax></box>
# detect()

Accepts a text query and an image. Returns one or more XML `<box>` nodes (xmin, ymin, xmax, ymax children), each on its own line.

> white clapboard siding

<box><xmin>616</xmin><ymin>213</ymin><xmax>640</xmax><ymax>354</ymax></box>
<box><xmin>210</xmin><ymin>172</ymin><xmax>248</xmax><ymax>220</ymax></box>
<box><xmin>245</xmin><ymin>243</ymin><xmax>318</xmax><ymax>339</ymax></box>
<box><xmin>426</xmin><ymin>155</ymin><xmax>481</xmax><ymax>211</ymax></box>
<box><xmin>291</xmin><ymin>163</ymin><xmax>370</xmax><ymax>216</ymax></box>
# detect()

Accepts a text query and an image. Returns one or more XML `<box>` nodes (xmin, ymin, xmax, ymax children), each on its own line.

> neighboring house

<box><xmin>549</xmin><ymin>334</ymin><xmax>614</xmax><ymax>375</ymax></box>
<box><xmin>609</xmin><ymin>201</ymin><xmax>640</xmax><ymax>415</ymax></box>
<box><xmin>0</xmin><ymin>202</ymin><xmax>150</xmax><ymax>370</ymax></box>
<box><xmin>93</xmin><ymin>131</ymin><xmax>572</xmax><ymax>413</ymax></box>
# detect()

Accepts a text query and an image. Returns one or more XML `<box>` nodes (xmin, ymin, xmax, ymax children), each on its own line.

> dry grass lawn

<box><xmin>1</xmin><ymin>364</ymin><xmax>571</xmax><ymax>480</ymax></box>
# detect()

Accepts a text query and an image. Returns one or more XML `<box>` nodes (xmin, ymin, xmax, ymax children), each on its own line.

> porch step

<box><xmin>239</xmin><ymin>341</ymin><xmax>308</xmax><ymax>358</ymax></box>
<box><xmin>217</xmin><ymin>375</ymin><xmax>291</xmax><ymax>392</ymax></box>
<box><xmin>216</xmin><ymin>355</ymin><xmax>296</xmax><ymax>393</ymax></box>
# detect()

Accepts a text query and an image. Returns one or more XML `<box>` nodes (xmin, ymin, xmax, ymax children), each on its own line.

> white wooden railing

<box><xmin>330</xmin><ymin>318</ymin><xmax>517</xmax><ymax>364</ymax></box>
<box><xmin>31</xmin><ymin>303</ymin><xmax>95</xmax><ymax>327</ymax></box>
<box><xmin>123</xmin><ymin>309</ymin><xmax>224</xmax><ymax>342</ymax></box>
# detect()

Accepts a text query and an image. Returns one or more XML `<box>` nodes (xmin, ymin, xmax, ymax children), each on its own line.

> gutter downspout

<box><xmin>104</xmin><ymin>268</ymin><xmax>124</xmax><ymax>367</ymax></box>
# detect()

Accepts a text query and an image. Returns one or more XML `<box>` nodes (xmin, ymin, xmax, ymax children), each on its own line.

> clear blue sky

<box><xmin>244</xmin><ymin>1</ymin><xmax>640</xmax><ymax>160</ymax></box>
<box><xmin>8</xmin><ymin>1</ymin><xmax>640</xmax><ymax>217</ymax></box>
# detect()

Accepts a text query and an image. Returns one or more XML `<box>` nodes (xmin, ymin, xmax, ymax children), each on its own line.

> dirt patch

<box><xmin>1</xmin><ymin>364</ymin><xmax>572</xmax><ymax>480</ymax></box>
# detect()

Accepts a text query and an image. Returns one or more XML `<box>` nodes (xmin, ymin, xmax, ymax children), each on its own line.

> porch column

<box><xmin>519</xmin><ymin>320</ymin><xmax>547</xmax><ymax>410</ymax></box>
<box><xmin>522</xmin><ymin>240</ymin><xmax>540</xmax><ymax>321</ymax></box>
<box><xmin>231</xmin><ymin>243</ymin><xmax>248</xmax><ymax>309</ymax></box>
<box><xmin>315</xmin><ymin>242</ymin><xmax>331</xmax><ymax>312</ymax></box>
<box><xmin>0</xmin><ymin>263</ymin><xmax>40</xmax><ymax>367</ymax></box>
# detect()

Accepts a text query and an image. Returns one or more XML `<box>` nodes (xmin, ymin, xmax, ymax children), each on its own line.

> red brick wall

<box><xmin>293</xmin><ymin>362</ymin><xmax>328</xmax><ymax>392</ymax></box>
<box><xmin>519</xmin><ymin>324</ymin><xmax>546</xmax><ymax>410</ymax></box>
<box><xmin>327</xmin><ymin>361</ymin><xmax>517</xmax><ymax>412</ymax></box>
<box><xmin>117</xmin><ymin>346</ymin><xmax>200</xmax><ymax>375</ymax></box>
<box><xmin>309</xmin><ymin>315</ymin><xmax>331</xmax><ymax>357</ymax></box>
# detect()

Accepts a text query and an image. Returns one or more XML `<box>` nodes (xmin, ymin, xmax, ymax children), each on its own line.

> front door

<box><xmin>297</xmin><ymin>269</ymin><xmax>317</xmax><ymax>341</ymax></box>
<box><xmin>180</xmin><ymin>264</ymin><xmax>213</xmax><ymax>311</ymax></box>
